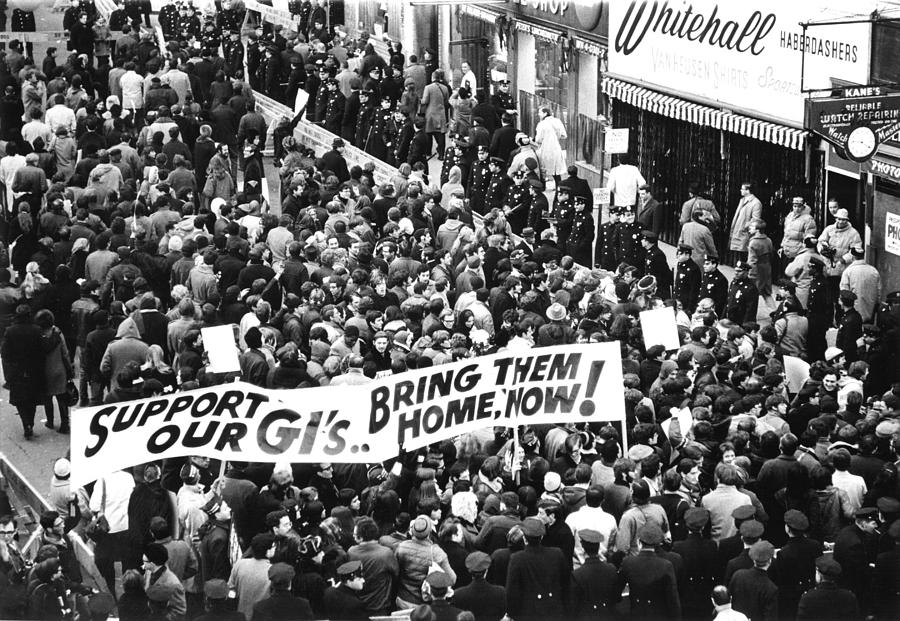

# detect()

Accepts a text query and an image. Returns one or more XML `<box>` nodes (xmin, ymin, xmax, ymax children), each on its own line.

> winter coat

<box><xmin>534</xmin><ymin>115</ymin><xmax>568</xmax><ymax>177</ymax></box>
<box><xmin>729</xmin><ymin>194</ymin><xmax>762</xmax><ymax>252</ymax></box>
<box><xmin>99</xmin><ymin>318</ymin><xmax>150</xmax><ymax>390</ymax></box>
<box><xmin>1</xmin><ymin>318</ymin><xmax>45</xmax><ymax>406</ymax></box>
<box><xmin>420</xmin><ymin>81</ymin><xmax>449</xmax><ymax>133</ymax></box>
<box><xmin>781</xmin><ymin>206</ymin><xmax>817</xmax><ymax>258</ymax></box>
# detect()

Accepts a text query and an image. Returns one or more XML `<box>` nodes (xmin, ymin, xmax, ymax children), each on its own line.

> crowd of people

<box><xmin>0</xmin><ymin>1</ymin><xmax>897</xmax><ymax>620</ymax></box>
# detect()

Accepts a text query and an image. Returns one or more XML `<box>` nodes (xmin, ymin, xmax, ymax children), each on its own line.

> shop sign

<box><xmin>511</xmin><ymin>0</ymin><xmax>607</xmax><ymax>38</ymax></box>
<box><xmin>885</xmin><ymin>212</ymin><xmax>900</xmax><ymax>257</ymax></box>
<box><xmin>609</xmin><ymin>0</ymin><xmax>872</xmax><ymax>126</ymax></box>
<box><xmin>868</xmin><ymin>155</ymin><xmax>900</xmax><ymax>182</ymax></box>
<box><xmin>605</xmin><ymin>128</ymin><xmax>630</xmax><ymax>153</ymax></box>
<box><xmin>806</xmin><ymin>89</ymin><xmax>900</xmax><ymax>162</ymax></box>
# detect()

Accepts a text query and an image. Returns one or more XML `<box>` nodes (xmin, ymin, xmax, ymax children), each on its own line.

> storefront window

<box><xmin>535</xmin><ymin>37</ymin><xmax>567</xmax><ymax>106</ymax></box>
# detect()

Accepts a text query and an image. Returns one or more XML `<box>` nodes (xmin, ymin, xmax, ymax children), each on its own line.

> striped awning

<box><xmin>602</xmin><ymin>76</ymin><xmax>807</xmax><ymax>151</ymax></box>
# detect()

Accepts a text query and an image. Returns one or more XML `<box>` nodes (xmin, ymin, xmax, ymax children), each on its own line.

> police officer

<box><xmin>505</xmin><ymin>517</ymin><xmax>568</xmax><ymax>621</ymax></box>
<box><xmin>872</xmin><ymin>519</ymin><xmax>900</xmax><ymax>620</ymax></box>
<box><xmin>617</xmin><ymin>524</ymin><xmax>681</xmax><ymax>620</ymax></box>
<box><xmin>453</xmin><ymin>552</ymin><xmax>506</xmax><ymax>621</ymax></box>
<box><xmin>323</xmin><ymin>78</ymin><xmax>345</xmax><ymax>136</ymax></box>
<box><xmin>527</xmin><ymin>178</ymin><xmax>550</xmax><ymax>237</ymax></box>
<box><xmin>595</xmin><ymin>205</ymin><xmax>620</xmax><ymax>270</ymax></box>
<box><xmin>700</xmin><ymin>254</ymin><xmax>728</xmax><ymax>317</ymax></box>
<box><xmin>833</xmin><ymin>507</ymin><xmax>880</xmax><ymax>604</ymax></box>
<box><xmin>726</xmin><ymin>260</ymin><xmax>759</xmax><ymax>325</ymax></box>
<box><xmin>567</xmin><ymin>196</ymin><xmax>594</xmax><ymax>267</ymax></box>
<box><xmin>672</xmin><ymin>508</ymin><xmax>717</xmax><ymax>621</ymax></box>
<box><xmin>468</xmin><ymin>145</ymin><xmax>492</xmax><ymax>215</ymax></box>
<box><xmin>796</xmin><ymin>557</ymin><xmax>860</xmax><ymax>620</ymax></box>
<box><xmin>391</xmin><ymin>106</ymin><xmax>414</xmax><ymax>168</ymax></box>
<box><xmin>728</xmin><ymin>540</ymin><xmax>779</xmax><ymax>621</ymax></box>
<box><xmin>568</xmin><ymin>529</ymin><xmax>618</xmax><ymax>621</ymax></box>
<box><xmin>492</xmin><ymin>79</ymin><xmax>516</xmax><ymax>117</ymax></box>
<box><xmin>504</xmin><ymin>171</ymin><xmax>531</xmax><ymax>235</ymax></box>
<box><xmin>674</xmin><ymin>244</ymin><xmax>701</xmax><ymax>315</ymax></box>
<box><xmin>354</xmin><ymin>89</ymin><xmax>375</xmax><ymax>150</ymax></box>
<box><xmin>554</xmin><ymin>186</ymin><xmax>575</xmax><ymax>252</ymax></box>
<box><xmin>616</xmin><ymin>207</ymin><xmax>644</xmax><ymax>273</ymax></box>
<box><xmin>322</xmin><ymin>560</ymin><xmax>368</xmax><ymax>620</ymax></box>
<box><xmin>223</xmin><ymin>30</ymin><xmax>244</xmax><ymax>78</ymax></box>
<box><xmin>365</xmin><ymin>96</ymin><xmax>393</xmax><ymax>160</ymax></box>
<box><xmin>641</xmin><ymin>231</ymin><xmax>672</xmax><ymax>299</ymax></box>
<box><xmin>486</xmin><ymin>157</ymin><xmax>510</xmax><ymax>213</ymax></box>
<box><xmin>440</xmin><ymin>133</ymin><xmax>468</xmax><ymax>186</ymax></box>
<box><xmin>771</xmin><ymin>510</ymin><xmax>823</xmax><ymax>620</ymax></box>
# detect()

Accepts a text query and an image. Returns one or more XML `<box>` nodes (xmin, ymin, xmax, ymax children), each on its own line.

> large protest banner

<box><xmin>70</xmin><ymin>343</ymin><xmax>625</xmax><ymax>486</ymax></box>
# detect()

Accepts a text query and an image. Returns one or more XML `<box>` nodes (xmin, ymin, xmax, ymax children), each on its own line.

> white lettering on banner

<box><xmin>609</xmin><ymin>0</ymin><xmax>873</xmax><ymax>125</ymax></box>
<box><xmin>514</xmin><ymin>0</ymin><xmax>569</xmax><ymax>15</ymax></box>
<box><xmin>70</xmin><ymin>343</ymin><xmax>626</xmax><ymax>486</ymax></box>
<box><xmin>885</xmin><ymin>212</ymin><xmax>900</xmax><ymax>257</ymax></box>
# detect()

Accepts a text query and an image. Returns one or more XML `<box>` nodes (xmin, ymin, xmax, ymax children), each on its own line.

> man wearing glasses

<box><xmin>0</xmin><ymin>515</ymin><xmax>28</xmax><ymax>618</ymax></box>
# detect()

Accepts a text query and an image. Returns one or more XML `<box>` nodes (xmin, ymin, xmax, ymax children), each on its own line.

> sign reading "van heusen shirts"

<box><xmin>608</xmin><ymin>0</ymin><xmax>873</xmax><ymax>126</ymax></box>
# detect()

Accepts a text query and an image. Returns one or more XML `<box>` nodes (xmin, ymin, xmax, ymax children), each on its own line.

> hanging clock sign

<box><xmin>805</xmin><ymin>87</ymin><xmax>900</xmax><ymax>162</ymax></box>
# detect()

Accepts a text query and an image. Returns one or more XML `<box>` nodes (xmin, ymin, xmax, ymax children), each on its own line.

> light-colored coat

<box><xmin>729</xmin><ymin>193</ymin><xmax>762</xmax><ymax>252</ymax></box>
<box><xmin>534</xmin><ymin>115</ymin><xmax>568</xmax><ymax>177</ymax></box>
<box><xmin>840</xmin><ymin>259</ymin><xmax>882</xmax><ymax>321</ymax></box>
<box><xmin>781</xmin><ymin>206</ymin><xmax>817</xmax><ymax>258</ymax></box>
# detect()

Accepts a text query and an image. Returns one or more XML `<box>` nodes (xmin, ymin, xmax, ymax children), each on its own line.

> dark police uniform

<box><xmin>643</xmin><ymin>238</ymin><xmax>672</xmax><ymax>299</ymax></box>
<box><xmin>354</xmin><ymin>100</ymin><xmax>375</xmax><ymax>150</ymax></box>
<box><xmin>505</xmin><ymin>178</ymin><xmax>531</xmax><ymax>235</ymax></box>
<box><xmin>567</xmin><ymin>203</ymin><xmax>594</xmax><ymax>267</ymax></box>
<box><xmin>616</xmin><ymin>219</ymin><xmax>644</xmax><ymax>273</ymax></box>
<box><xmin>486</xmin><ymin>163</ymin><xmax>511</xmax><ymax>212</ymax></box>
<box><xmin>726</xmin><ymin>268</ymin><xmax>759</xmax><ymax>325</ymax></box>
<box><xmin>505</xmin><ymin>545</ymin><xmax>568</xmax><ymax>621</ymax></box>
<box><xmin>771</xmin><ymin>535</ymin><xmax>822</xmax><ymax>620</ymax></box>
<box><xmin>440</xmin><ymin>142</ymin><xmax>467</xmax><ymax>186</ymax></box>
<box><xmin>323</xmin><ymin>87</ymin><xmax>345</xmax><ymax>136</ymax></box>
<box><xmin>617</xmin><ymin>550</ymin><xmax>681</xmax><ymax>621</ymax></box>
<box><xmin>568</xmin><ymin>556</ymin><xmax>618</xmax><ymax>621</ymax></box>
<box><xmin>674</xmin><ymin>253</ymin><xmax>702</xmax><ymax>314</ymax></box>
<box><xmin>321</xmin><ymin>584</ymin><xmax>367</xmax><ymax>620</ymax></box>
<box><xmin>595</xmin><ymin>213</ymin><xmax>619</xmax><ymax>270</ymax></box>
<box><xmin>453</xmin><ymin>577</ymin><xmax>506</xmax><ymax>621</ymax></box>
<box><xmin>700</xmin><ymin>265</ymin><xmax>729</xmax><ymax>316</ymax></box>
<box><xmin>468</xmin><ymin>154</ymin><xmax>492</xmax><ymax>215</ymax></box>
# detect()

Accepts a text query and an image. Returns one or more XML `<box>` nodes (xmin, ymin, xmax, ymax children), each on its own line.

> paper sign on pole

<box><xmin>594</xmin><ymin>188</ymin><xmax>611</xmax><ymax>206</ymax></box>
<box><xmin>605</xmin><ymin>128</ymin><xmax>629</xmax><ymax>154</ymax></box>
<box><xmin>639</xmin><ymin>307</ymin><xmax>681</xmax><ymax>351</ymax></box>
<box><xmin>201</xmin><ymin>325</ymin><xmax>241</xmax><ymax>374</ymax></box>
<box><xmin>885</xmin><ymin>212</ymin><xmax>900</xmax><ymax>257</ymax></box>
<box><xmin>783</xmin><ymin>355</ymin><xmax>811</xmax><ymax>394</ymax></box>
<box><xmin>70</xmin><ymin>343</ymin><xmax>626</xmax><ymax>485</ymax></box>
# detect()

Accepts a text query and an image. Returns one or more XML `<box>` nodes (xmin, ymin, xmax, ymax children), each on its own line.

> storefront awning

<box><xmin>602</xmin><ymin>76</ymin><xmax>807</xmax><ymax>151</ymax></box>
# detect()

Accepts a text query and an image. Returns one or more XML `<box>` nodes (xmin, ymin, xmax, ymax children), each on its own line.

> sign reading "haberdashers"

<box><xmin>69</xmin><ymin>343</ymin><xmax>626</xmax><ymax>486</ymax></box>
<box><xmin>609</xmin><ymin>0</ymin><xmax>873</xmax><ymax>126</ymax></box>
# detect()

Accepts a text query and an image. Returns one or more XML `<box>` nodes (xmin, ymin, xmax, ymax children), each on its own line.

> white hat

<box><xmin>53</xmin><ymin>458</ymin><xmax>71</xmax><ymax>479</ymax></box>
<box><xmin>824</xmin><ymin>347</ymin><xmax>844</xmax><ymax>362</ymax></box>
<box><xmin>835</xmin><ymin>208</ymin><xmax>850</xmax><ymax>220</ymax></box>
<box><xmin>543</xmin><ymin>471</ymin><xmax>562</xmax><ymax>493</ymax></box>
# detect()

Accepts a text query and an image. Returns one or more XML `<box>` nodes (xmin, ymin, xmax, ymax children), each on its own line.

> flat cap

<box><xmin>732</xmin><ymin>505</ymin><xmax>756</xmax><ymax>521</ymax></box>
<box><xmin>638</xmin><ymin>523</ymin><xmax>665</xmax><ymax>546</ymax></box>
<box><xmin>748</xmin><ymin>540</ymin><xmax>775</xmax><ymax>564</ymax></box>
<box><xmin>783</xmin><ymin>509</ymin><xmax>809</xmax><ymax>532</ymax></box>
<box><xmin>268</xmin><ymin>562</ymin><xmax>296</xmax><ymax>583</ymax></box>
<box><xmin>677</xmin><ymin>244</ymin><xmax>693</xmax><ymax>254</ymax></box>
<box><xmin>815</xmin><ymin>556</ymin><xmax>842</xmax><ymax>579</ymax></box>
<box><xmin>684</xmin><ymin>507</ymin><xmax>710</xmax><ymax>531</ymax></box>
<box><xmin>739</xmin><ymin>520</ymin><xmax>764</xmax><ymax>539</ymax></box>
<box><xmin>465</xmin><ymin>551</ymin><xmax>491</xmax><ymax>572</ymax></box>
<box><xmin>425</xmin><ymin>571</ymin><xmax>453</xmax><ymax>590</ymax></box>
<box><xmin>521</xmin><ymin>517</ymin><xmax>546</xmax><ymax>537</ymax></box>
<box><xmin>579</xmin><ymin>529</ymin><xmax>603</xmax><ymax>544</ymax></box>
<box><xmin>641</xmin><ymin>230</ymin><xmax>658</xmax><ymax>243</ymax></box>
<box><xmin>337</xmin><ymin>560</ymin><xmax>362</xmax><ymax>577</ymax></box>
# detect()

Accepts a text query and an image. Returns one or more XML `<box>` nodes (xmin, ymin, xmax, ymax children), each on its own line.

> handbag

<box><xmin>85</xmin><ymin>479</ymin><xmax>109</xmax><ymax>542</ymax></box>
<box><xmin>65</xmin><ymin>380</ymin><xmax>79</xmax><ymax>407</ymax></box>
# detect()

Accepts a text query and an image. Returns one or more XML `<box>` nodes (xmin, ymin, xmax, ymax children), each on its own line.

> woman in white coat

<box><xmin>534</xmin><ymin>105</ymin><xmax>568</xmax><ymax>185</ymax></box>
